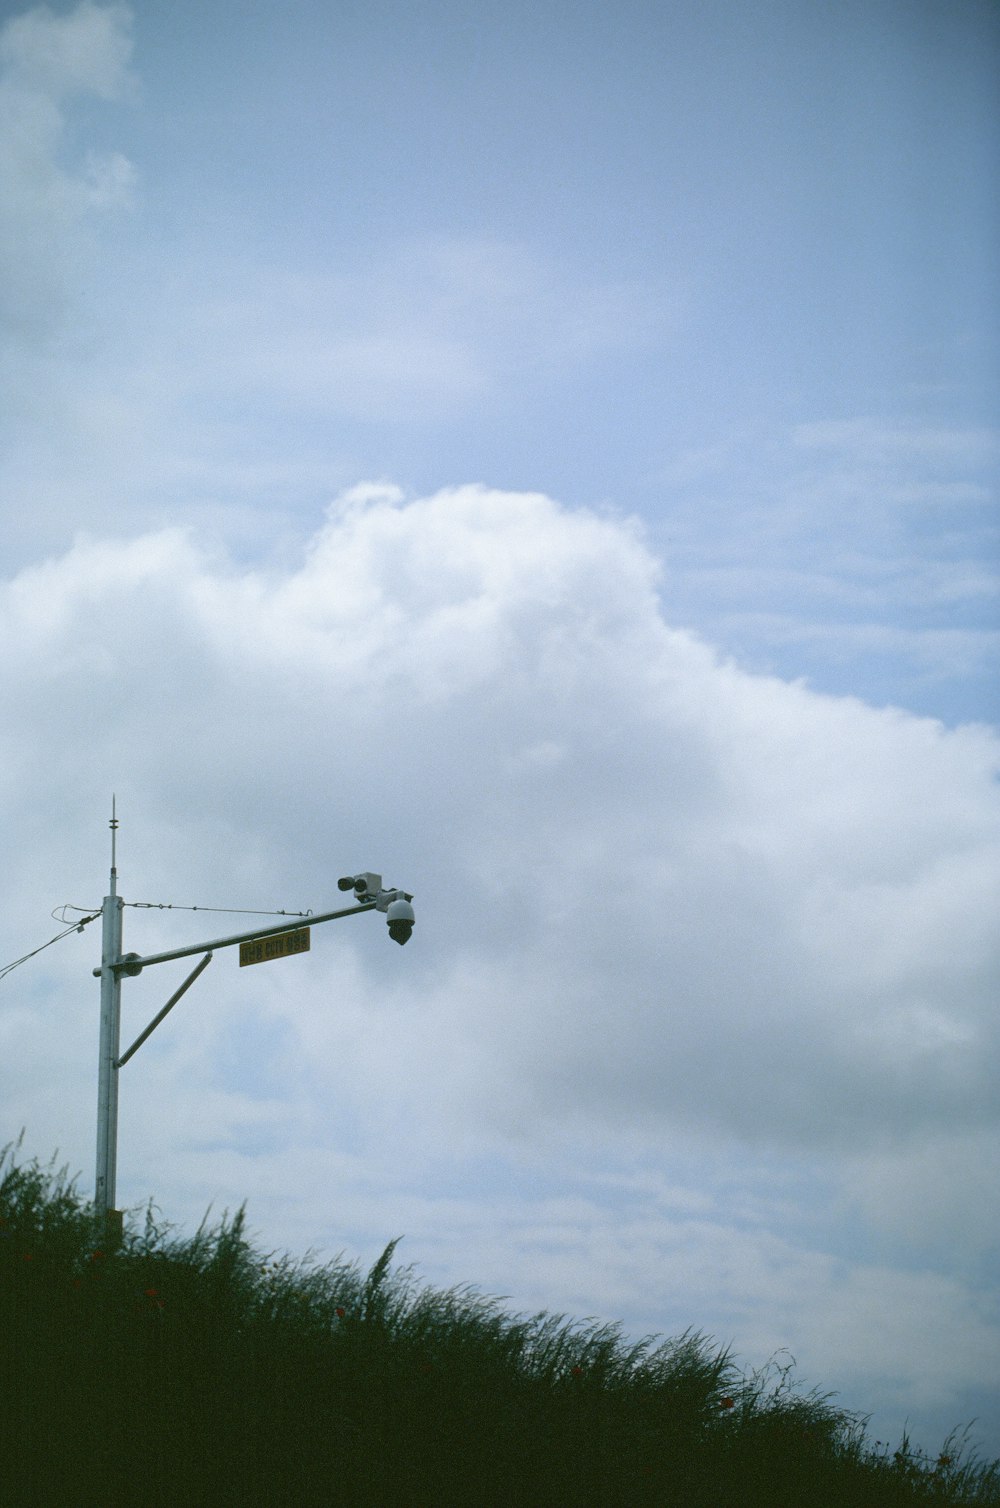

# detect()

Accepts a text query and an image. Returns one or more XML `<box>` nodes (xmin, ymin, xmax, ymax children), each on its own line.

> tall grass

<box><xmin>1</xmin><ymin>1139</ymin><xmax>997</xmax><ymax>1507</ymax></box>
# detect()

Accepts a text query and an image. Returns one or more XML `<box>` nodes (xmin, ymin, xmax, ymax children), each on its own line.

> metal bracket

<box><xmin>116</xmin><ymin>952</ymin><xmax>214</xmax><ymax>1069</ymax></box>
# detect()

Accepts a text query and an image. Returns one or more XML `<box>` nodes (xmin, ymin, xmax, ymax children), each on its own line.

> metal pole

<box><xmin>95</xmin><ymin>886</ymin><xmax>123</xmax><ymax>1233</ymax></box>
<box><xmin>90</xmin><ymin>808</ymin><xmax>408</xmax><ymax>1232</ymax></box>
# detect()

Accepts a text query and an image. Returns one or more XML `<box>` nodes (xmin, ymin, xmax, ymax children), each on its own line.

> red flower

<box><xmin>335</xmin><ymin>1306</ymin><xmax>346</xmax><ymax>1319</ymax></box>
<box><xmin>720</xmin><ymin>1396</ymin><xmax>735</xmax><ymax>1410</ymax></box>
<box><xmin>571</xmin><ymin>1365</ymin><xmax>584</xmax><ymax>1377</ymax></box>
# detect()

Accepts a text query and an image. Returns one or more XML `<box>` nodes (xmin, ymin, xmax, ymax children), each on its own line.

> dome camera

<box><xmin>386</xmin><ymin>896</ymin><xmax>415</xmax><ymax>946</ymax></box>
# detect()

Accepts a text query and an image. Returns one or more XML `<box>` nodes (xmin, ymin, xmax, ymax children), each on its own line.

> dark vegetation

<box><xmin>2</xmin><ymin>1141</ymin><xmax>997</xmax><ymax>1507</ymax></box>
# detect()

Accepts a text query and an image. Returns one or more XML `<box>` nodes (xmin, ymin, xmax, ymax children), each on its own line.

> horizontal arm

<box><xmin>92</xmin><ymin>902</ymin><xmax>376</xmax><ymax>977</ymax></box>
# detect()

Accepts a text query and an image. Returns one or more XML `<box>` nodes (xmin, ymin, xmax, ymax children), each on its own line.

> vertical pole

<box><xmin>95</xmin><ymin>808</ymin><xmax>124</xmax><ymax>1236</ymax></box>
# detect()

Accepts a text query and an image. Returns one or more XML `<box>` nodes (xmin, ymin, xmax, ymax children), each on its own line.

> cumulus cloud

<box><xmin>1</xmin><ymin>485</ymin><xmax>998</xmax><ymax>1451</ymax></box>
<box><xmin>3</xmin><ymin>486</ymin><xmax>997</xmax><ymax>1145</ymax></box>
<box><xmin>0</xmin><ymin>0</ymin><xmax>134</xmax><ymax>337</ymax></box>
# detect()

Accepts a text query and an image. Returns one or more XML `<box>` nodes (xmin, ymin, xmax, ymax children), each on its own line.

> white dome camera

<box><xmin>385</xmin><ymin>895</ymin><xmax>415</xmax><ymax>946</ymax></box>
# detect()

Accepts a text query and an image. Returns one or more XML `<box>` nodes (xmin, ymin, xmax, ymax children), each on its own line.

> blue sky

<box><xmin>5</xmin><ymin>0</ymin><xmax>997</xmax><ymax>723</ymax></box>
<box><xmin>1</xmin><ymin>0</ymin><xmax>998</xmax><ymax>1464</ymax></box>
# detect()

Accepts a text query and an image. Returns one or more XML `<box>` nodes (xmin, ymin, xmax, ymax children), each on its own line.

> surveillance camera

<box><xmin>386</xmin><ymin>896</ymin><xmax>415</xmax><ymax>946</ymax></box>
<box><xmin>337</xmin><ymin>873</ymin><xmax>382</xmax><ymax>900</ymax></box>
<box><xmin>339</xmin><ymin>875</ymin><xmax>414</xmax><ymax>940</ymax></box>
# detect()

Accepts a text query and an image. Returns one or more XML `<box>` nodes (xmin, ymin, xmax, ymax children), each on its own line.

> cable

<box><xmin>1</xmin><ymin>901</ymin><xmax>311</xmax><ymax>984</ymax></box>
<box><xmin>125</xmin><ymin>898</ymin><xmax>313</xmax><ymax>910</ymax></box>
<box><xmin>52</xmin><ymin>904</ymin><xmax>99</xmax><ymax>925</ymax></box>
<box><xmin>0</xmin><ymin>911</ymin><xmax>100</xmax><ymax>983</ymax></box>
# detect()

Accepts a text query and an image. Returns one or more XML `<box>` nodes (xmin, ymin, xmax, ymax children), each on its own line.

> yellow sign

<box><xmin>239</xmin><ymin>928</ymin><xmax>311</xmax><ymax>967</ymax></box>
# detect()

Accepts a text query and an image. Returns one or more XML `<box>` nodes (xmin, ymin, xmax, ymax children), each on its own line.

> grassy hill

<box><xmin>2</xmin><ymin>1140</ymin><xmax>997</xmax><ymax>1507</ymax></box>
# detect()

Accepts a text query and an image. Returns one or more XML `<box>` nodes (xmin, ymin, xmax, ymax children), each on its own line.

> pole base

<box><xmin>103</xmin><ymin>1208</ymin><xmax>124</xmax><ymax>1248</ymax></box>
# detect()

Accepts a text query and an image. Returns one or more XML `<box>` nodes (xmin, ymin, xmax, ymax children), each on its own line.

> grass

<box><xmin>2</xmin><ymin>1139</ymin><xmax>997</xmax><ymax>1507</ymax></box>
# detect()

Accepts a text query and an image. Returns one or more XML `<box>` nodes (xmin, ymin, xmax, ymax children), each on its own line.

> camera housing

<box><xmin>385</xmin><ymin>896</ymin><xmax>415</xmax><ymax>946</ymax></box>
<box><xmin>337</xmin><ymin>874</ymin><xmax>415</xmax><ymax>943</ymax></box>
<box><xmin>337</xmin><ymin>873</ymin><xmax>382</xmax><ymax>902</ymax></box>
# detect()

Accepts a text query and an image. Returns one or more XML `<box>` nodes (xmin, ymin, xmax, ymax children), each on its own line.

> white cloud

<box><xmin>0</xmin><ymin>0</ymin><xmax>133</xmax><ymax>100</ymax></box>
<box><xmin>0</xmin><ymin>220</ymin><xmax>673</xmax><ymax>569</ymax></box>
<box><xmin>792</xmin><ymin>418</ymin><xmax>1000</xmax><ymax>471</ymax></box>
<box><xmin>657</xmin><ymin>414</ymin><xmax>999</xmax><ymax>723</ymax></box>
<box><xmin>1</xmin><ymin>485</ymin><xmax>998</xmax><ymax>1454</ymax></box>
<box><xmin>0</xmin><ymin>1</ymin><xmax>135</xmax><ymax>337</ymax></box>
<box><xmin>133</xmin><ymin>237</ymin><xmax>670</xmax><ymax>427</ymax></box>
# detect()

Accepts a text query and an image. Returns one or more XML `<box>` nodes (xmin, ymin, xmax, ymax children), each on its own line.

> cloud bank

<box><xmin>2</xmin><ymin>484</ymin><xmax>998</xmax><ymax>1451</ymax></box>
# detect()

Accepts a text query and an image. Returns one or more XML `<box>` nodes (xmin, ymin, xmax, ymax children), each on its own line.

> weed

<box><xmin>1</xmin><ymin>1141</ymin><xmax>996</xmax><ymax>1507</ymax></box>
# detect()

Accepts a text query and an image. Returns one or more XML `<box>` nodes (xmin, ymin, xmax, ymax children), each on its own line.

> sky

<box><xmin>1</xmin><ymin>0</ymin><xmax>998</xmax><ymax>1463</ymax></box>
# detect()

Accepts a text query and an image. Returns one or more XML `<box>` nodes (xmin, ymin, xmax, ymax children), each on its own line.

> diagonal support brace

<box><xmin>116</xmin><ymin>952</ymin><xmax>214</xmax><ymax>1069</ymax></box>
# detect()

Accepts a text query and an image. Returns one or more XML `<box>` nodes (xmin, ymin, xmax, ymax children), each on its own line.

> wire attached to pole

<box><xmin>124</xmin><ymin>902</ymin><xmax>315</xmax><ymax>918</ymax></box>
<box><xmin>0</xmin><ymin>912</ymin><xmax>100</xmax><ymax>982</ymax></box>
